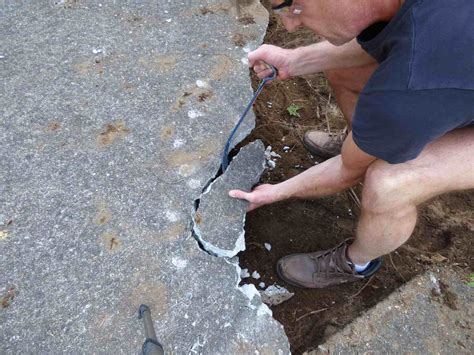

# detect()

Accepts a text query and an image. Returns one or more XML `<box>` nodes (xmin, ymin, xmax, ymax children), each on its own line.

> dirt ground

<box><xmin>237</xmin><ymin>3</ymin><xmax>474</xmax><ymax>354</ymax></box>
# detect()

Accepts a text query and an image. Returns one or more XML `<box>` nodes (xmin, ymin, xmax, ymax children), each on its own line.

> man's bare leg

<box><xmin>303</xmin><ymin>64</ymin><xmax>378</xmax><ymax>157</ymax></box>
<box><xmin>324</xmin><ymin>63</ymin><xmax>378</xmax><ymax>125</ymax></box>
<box><xmin>324</xmin><ymin>65</ymin><xmax>474</xmax><ymax>264</ymax></box>
<box><xmin>274</xmin><ymin>126</ymin><xmax>474</xmax><ymax>288</ymax></box>
<box><xmin>348</xmin><ymin>127</ymin><xmax>474</xmax><ymax>264</ymax></box>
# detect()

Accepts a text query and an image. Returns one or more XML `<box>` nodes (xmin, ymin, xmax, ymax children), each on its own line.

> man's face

<box><xmin>271</xmin><ymin>0</ymin><xmax>303</xmax><ymax>33</ymax></box>
<box><xmin>271</xmin><ymin>0</ymin><xmax>353</xmax><ymax>45</ymax></box>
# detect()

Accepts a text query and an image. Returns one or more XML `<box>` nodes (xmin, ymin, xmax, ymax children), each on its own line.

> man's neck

<box><xmin>347</xmin><ymin>0</ymin><xmax>404</xmax><ymax>38</ymax></box>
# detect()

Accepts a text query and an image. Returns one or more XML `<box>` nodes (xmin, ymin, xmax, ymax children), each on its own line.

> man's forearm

<box><xmin>228</xmin><ymin>134</ymin><xmax>375</xmax><ymax>210</ymax></box>
<box><xmin>273</xmin><ymin>155</ymin><xmax>364</xmax><ymax>202</ymax></box>
<box><xmin>289</xmin><ymin>39</ymin><xmax>376</xmax><ymax>77</ymax></box>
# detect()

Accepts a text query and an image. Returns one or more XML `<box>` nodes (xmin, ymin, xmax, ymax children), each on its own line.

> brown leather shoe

<box><xmin>276</xmin><ymin>240</ymin><xmax>382</xmax><ymax>289</ymax></box>
<box><xmin>302</xmin><ymin>130</ymin><xmax>345</xmax><ymax>158</ymax></box>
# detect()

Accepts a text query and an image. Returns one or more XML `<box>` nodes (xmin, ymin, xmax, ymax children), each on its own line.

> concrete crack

<box><xmin>189</xmin><ymin>140</ymin><xmax>273</xmax><ymax>314</ymax></box>
<box><xmin>190</xmin><ymin>140</ymin><xmax>265</xmax><ymax>258</ymax></box>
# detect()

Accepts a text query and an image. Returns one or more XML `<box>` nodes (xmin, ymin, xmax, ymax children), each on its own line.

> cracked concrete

<box><xmin>0</xmin><ymin>1</ymin><xmax>290</xmax><ymax>353</ymax></box>
<box><xmin>194</xmin><ymin>140</ymin><xmax>266</xmax><ymax>257</ymax></box>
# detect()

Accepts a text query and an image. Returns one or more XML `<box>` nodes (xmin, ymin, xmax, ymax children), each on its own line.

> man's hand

<box><xmin>229</xmin><ymin>133</ymin><xmax>376</xmax><ymax>211</ymax></box>
<box><xmin>228</xmin><ymin>184</ymin><xmax>280</xmax><ymax>212</ymax></box>
<box><xmin>248</xmin><ymin>44</ymin><xmax>294</xmax><ymax>80</ymax></box>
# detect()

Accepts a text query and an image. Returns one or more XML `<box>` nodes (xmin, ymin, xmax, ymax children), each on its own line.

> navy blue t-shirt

<box><xmin>352</xmin><ymin>0</ymin><xmax>474</xmax><ymax>164</ymax></box>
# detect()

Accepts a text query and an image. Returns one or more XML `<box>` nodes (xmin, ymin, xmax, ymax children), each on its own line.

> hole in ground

<box><xmin>238</xmin><ymin>3</ymin><xmax>474</xmax><ymax>353</ymax></box>
<box><xmin>239</xmin><ymin>195</ymin><xmax>473</xmax><ymax>354</ymax></box>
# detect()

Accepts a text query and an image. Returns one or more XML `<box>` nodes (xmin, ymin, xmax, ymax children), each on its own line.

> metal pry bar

<box><xmin>221</xmin><ymin>64</ymin><xmax>278</xmax><ymax>172</ymax></box>
<box><xmin>138</xmin><ymin>304</ymin><xmax>165</xmax><ymax>355</ymax></box>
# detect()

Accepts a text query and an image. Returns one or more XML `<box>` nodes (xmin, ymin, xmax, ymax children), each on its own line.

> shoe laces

<box><xmin>331</xmin><ymin>127</ymin><xmax>348</xmax><ymax>144</ymax></box>
<box><xmin>310</xmin><ymin>242</ymin><xmax>349</xmax><ymax>276</ymax></box>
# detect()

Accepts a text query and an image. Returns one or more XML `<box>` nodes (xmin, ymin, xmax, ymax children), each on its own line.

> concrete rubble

<box><xmin>0</xmin><ymin>1</ymin><xmax>290</xmax><ymax>353</ymax></box>
<box><xmin>261</xmin><ymin>285</ymin><xmax>295</xmax><ymax>307</ymax></box>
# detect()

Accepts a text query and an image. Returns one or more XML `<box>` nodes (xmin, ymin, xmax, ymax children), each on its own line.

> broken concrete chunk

<box><xmin>240</xmin><ymin>268</ymin><xmax>251</xmax><ymax>278</ymax></box>
<box><xmin>261</xmin><ymin>284</ymin><xmax>295</xmax><ymax>306</ymax></box>
<box><xmin>193</xmin><ymin>140</ymin><xmax>266</xmax><ymax>257</ymax></box>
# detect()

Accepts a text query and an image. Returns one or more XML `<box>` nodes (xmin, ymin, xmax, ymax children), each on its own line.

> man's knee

<box><xmin>361</xmin><ymin>161</ymin><xmax>411</xmax><ymax>214</ymax></box>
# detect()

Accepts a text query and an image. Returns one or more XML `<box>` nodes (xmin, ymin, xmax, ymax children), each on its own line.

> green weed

<box><xmin>287</xmin><ymin>103</ymin><xmax>302</xmax><ymax>118</ymax></box>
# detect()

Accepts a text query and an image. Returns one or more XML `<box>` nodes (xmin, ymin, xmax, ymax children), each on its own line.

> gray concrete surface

<box><xmin>311</xmin><ymin>268</ymin><xmax>473</xmax><ymax>354</ymax></box>
<box><xmin>0</xmin><ymin>1</ymin><xmax>290</xmax><ymax>353</ymax></box>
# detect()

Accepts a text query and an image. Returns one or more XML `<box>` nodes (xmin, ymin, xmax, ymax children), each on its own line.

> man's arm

<box><xmin>249</xmin><ymin>39</ymin><xmax>376</xmax><ymax>80</ymax></box>
<box><xmin>290</xmin><ymin>39</ymin><xmax>376</xmax><ymax>76</ymax></box>
<box><xmin>229</xmin><ymin>133</ymin><xmax>376</xmax><ymax>211</ymax></box>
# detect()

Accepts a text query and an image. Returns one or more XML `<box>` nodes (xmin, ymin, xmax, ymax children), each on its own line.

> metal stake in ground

<box><xmin>221</xmin><ymin>64</ymin><xmax>278</xmax><ymax>172</ymax></box>
<box><xmin>138</xmin><ymin>304</ymin><xmax>165</xmax><ymax>355</ymax></box>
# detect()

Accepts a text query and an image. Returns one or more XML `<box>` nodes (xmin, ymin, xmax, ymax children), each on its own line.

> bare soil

<box><xmin>238</xmin><ymin>3</ymin><xmax>474</xmax><ymax>354</ymax></box>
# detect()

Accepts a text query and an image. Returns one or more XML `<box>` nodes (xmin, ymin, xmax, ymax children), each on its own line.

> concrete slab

<box><xmin>311</xmin><ymin>268</ymin><xmax>473</xmax><ymax>354</ymax></box>
<box><xmin>194</xmin><ymin>140</ymin><xmax>266</xmax><ymax>257</ymax></box>
<box><xmin>0</xmin><ymin>1</ymin><xmax>289</xmax><ymax>353</ymax></box>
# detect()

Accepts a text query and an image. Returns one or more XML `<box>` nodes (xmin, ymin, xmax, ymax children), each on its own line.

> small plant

<box><xmin>287</xmin><ymin>103</ymin><xmax>302</xmax><ymax>118</ymax></box>
<box><xmin>468</xmin><ymin>273</ymin><xmax>474</xmax><ymax>288</ymax></box>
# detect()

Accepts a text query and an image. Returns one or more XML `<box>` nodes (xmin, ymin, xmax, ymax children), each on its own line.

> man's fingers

<box><xmin>253</xmin><ymin>63</ymin><xmax>265</xmax><ymax>73</ymax></box>
<box><xmin>228</xmin><ymin>189</ymin><xmax>252</xmax><ymax>201</ymax></box>
<box><xmin>248</xmin><ymin>48</ymin><xmax>266</xmax><ymax>68</ymax></box>
<box><xmin>257</xmin><ymin>68</ymin><xmax>273</xmax><ymax>79</ymax></box>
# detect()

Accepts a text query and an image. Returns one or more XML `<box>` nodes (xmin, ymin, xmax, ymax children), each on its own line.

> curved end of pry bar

<box><xmin>138</xmin><ymin>304</ymin><xmax>150</xmax><ymax>319</ymax></box>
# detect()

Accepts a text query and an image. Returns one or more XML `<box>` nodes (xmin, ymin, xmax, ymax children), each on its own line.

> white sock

<box><xmin>353</xmin><ymin>261</ymin><xmax>371</xmax><ymax>273</ymax></box>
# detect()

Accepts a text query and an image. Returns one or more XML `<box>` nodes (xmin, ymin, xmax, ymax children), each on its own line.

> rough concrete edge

<box><xmin>184</xmin><ymin>0</ymin><xmax>290</xmax><ymax>350</ymax></box>
<box><xmin>193</xmin><ymin>213</ymin><xmax>248</xmax><ymax>258</ymax></box>
<box><xmin>305</xmin><ymin>267</ymin><xmax>469</xmax><ymax>354</ymax></box>
<box><xmin>227</xmin><ymin>258</ymin><xmax>273</xmax><ymax>317</ymax></box>
<box><xmin>190</xmin><ymin>141</ymin><xmax>271</xmax><ymax>308</ymax></box>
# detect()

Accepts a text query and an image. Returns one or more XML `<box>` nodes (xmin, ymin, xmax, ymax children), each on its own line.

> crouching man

<box><xmin>230</xmin><ymin>0</ymin><xmax>474</xmax><ymax>288</ymax></box>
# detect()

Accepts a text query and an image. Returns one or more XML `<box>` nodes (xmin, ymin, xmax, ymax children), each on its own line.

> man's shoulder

<box><xmin>360</xmin><ymin>0</ymin><xmax>474</xmax><ymax>93</ymax></box>
<box><xmin>408</xmin><ymin>0</ymin><xmax>474</xmax><ymax>91</ymax></box>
